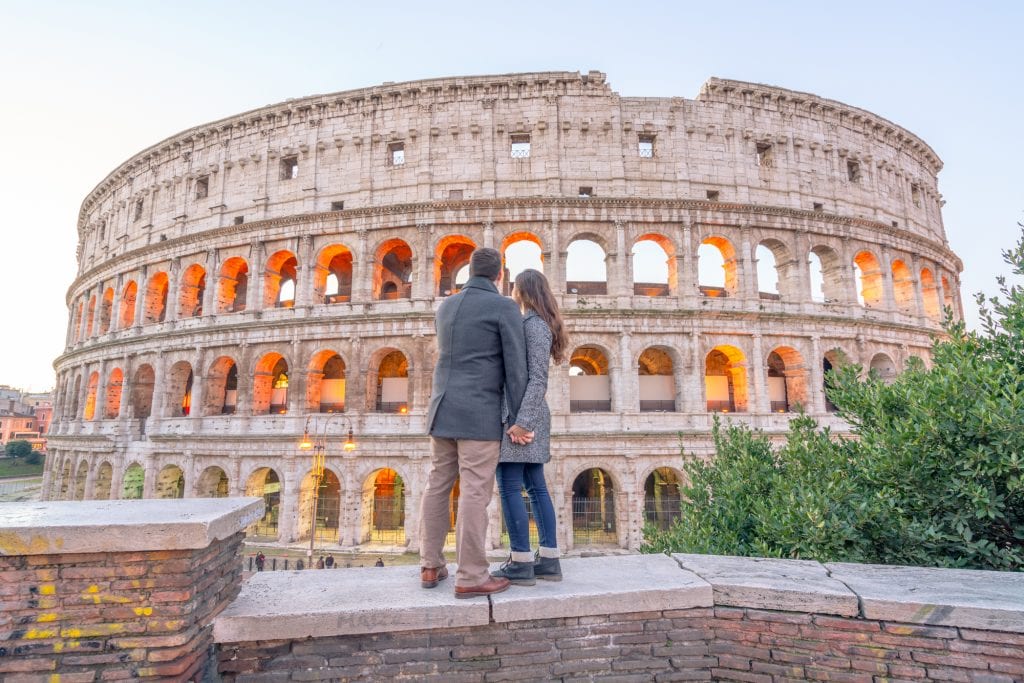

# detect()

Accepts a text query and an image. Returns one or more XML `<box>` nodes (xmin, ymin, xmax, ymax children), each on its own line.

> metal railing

<box><xmin>643</xmin><ymin>498</ymin><xmax>682</xmax><ymax>531</ymax></box>
<box><xmin>770</xmin><ymin>401</ymin><xmax>790</xmax><ymax>413</ymax></box>
<box><xmin>318</xmin><ymin>403</ymin><xmax>346</xmax><ymax>414</ymax></box>
<box><xmin>369</xmin><ymin>496</ymin><xmax>406</xmax><ymax>545</ymax></box>
<box><xmin>639</xmin><ymin>400</ymin><xmax>676</xmax><ymax>412</ymax></box>
<box><xmin>570</xmin><ymin>400</ymin><xmax>612</xmax><ymax>413</ymax></box>
<box><xmin>706</xmin><ymin>400</ymin><xmax>735</xmax><ymax>413</ymax></box>
<box><xmin>376</xmin><ymin>401</ymin><xmax>409</xmax><ymax>414</ymax></box>
<box><xmin>571</xmin><ymin>497</ymin><xmax>617</xmax><ymax>545</ymax></box>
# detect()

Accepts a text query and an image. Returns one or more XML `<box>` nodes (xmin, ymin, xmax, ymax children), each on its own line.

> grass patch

<box><xmin>0</xmin><ymin>457</ymin><xmax>45</xmax><ymax>478</ymax></box>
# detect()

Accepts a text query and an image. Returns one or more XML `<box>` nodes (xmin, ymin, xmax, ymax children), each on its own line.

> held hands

<box><xmin>506</xmin><ymin>424</ymin><xmax>535</xmax><ymax>446</ymax></box>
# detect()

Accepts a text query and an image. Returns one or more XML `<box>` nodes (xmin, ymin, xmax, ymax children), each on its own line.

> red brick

<box><xmin>911</xmin><ymin>651</ymin><xmax>989</xmax><ymax>670</ymax></box>
<box><xmin>710</xmin><ymin>668</ymin><xmax>771</xmax><ymax>682</ymax></box>
<box><xmin>746</xmin><ymin>610</ymin><xmax>813</xmax><ymax>624</ymax></box>
<box><xmin>882</xmin><ymin>623</ymin><xmax>958</xmax><ymax>639</ymax></box>
<box><xmin>959</xmin><ymin>629</ymin><xmax>1024</xmax><ymax>646</ymax></box>
<box><xmin>812</xmin><ymin>616</ymin><xmax>881</xmax><ymax>632</ymax></box>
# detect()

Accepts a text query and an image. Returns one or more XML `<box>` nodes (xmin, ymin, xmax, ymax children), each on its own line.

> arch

<box><xmin>822</xmin><ymin>348</ymin><xmax>850</xmax><ymax>412</ymax></box>
<box><xmin>757</xmin><ymin>238</ymin><xmax>795</xmax><ymax>299</ymax></box>
<box><xmin>637</xmin><ymin>346</ymin><xmax>676</xmax><ymax>412</ymax></box>
<box><xmin>98</xmin><ymin>287</ymin><xmax>114</xmax><ymax>335</ymax></box>
<box><xmin>373</xmin><ymin>239</ymin><xmax>413</xmax><ymax>300</ymax></box>
<box><xmin>165</xmin><ymin>361</ymin><xmax>194</xmax><ymax>417</ymax></box>
<box><xmin>245</xmin><ymin>467</ymin><xmax>282</xmax><ymax>540</ymax></box>
<box><xmin>122</xmin><ymin>462</ymin><xmax>145</xmax><ymax>499</ymax></box>
<box><xmin>698</xmin><ymin>235</ymin><xmax>738</xmax><ymax>297</ymax></box>
<box><xmin>84</xmin><ymin>295</ymin><xmax>96</xmax><ymax>339</ymax></box>
<box><xmin>73</xmin><ymin>461</ymin><xmax>88</xmax><ymax>500</ymax></box>
<box><xmin>361</xmin><ymin>468</ymin><xmax>407</xmax><ymax>544</ymax></box>
<box><xmin>119</xmin><ymin>280</ymin><xmax>138</xmax><ymax>328</ymax></box>
<box><xmin>315</xmin><ymin>244</ymin><xmax>353</xmax><ymax>304</ymax></box>
<box><xmin>869</xmin><ymin>352</ymin><xmax>897</xmax><ymax>383</ymax></box>
<box><xmin>264</xmin><ymin>250</ymin><xmax>298</xmax><ymax>308</ymax></box>
<box><xmin>501</xmin><ymin>231</ymin><xmax>544</xmax><ymax>294</ymax></box>
<box><xmin>177</xmin><ymin>263</ymin><xmax>207</xmax><ymax>318</ymax></box>
<box><xmin>374</xmin><ymin>349</ymin><xmax>409</xmax><ymax>413</ymax></box>
<box><xmin>705</xmin><ymin>345</ymin><xmax>748</xmax><ymax>412</ymax></box>
<box><xmin>203</xmin><ymin>356</ymin><xmax>238</xmax><ymax>416</ymax></box>
<box><xmin>130</xmin><ymin>364</ymin><xmax>155</xmax><ymax>419</ymax></box>
<box><xmin>571</xmin><ymin>468</ymin><xmax>617</xmax><ymax>546</ymax></box>
<box><xmin>297</xmin><ymin>468</ymin><xmax>341</xmax><ymax>544</ymax></box>
<box><xmin>808</xmin><ymin>245</ymin><xmax>843</xmax><ymax>303</ymax></box>
<box><xmin>891</xmin><ymin>259</ymin><xmax>915</xmax><ymax>313</ymax></box>
<box><xmin>307</xmin><ymin>350</ymin><xmax>346</xmax><ymax>413</ymax></box>
<box><xmin>155</xmin><ymin>464</ymin><xmax>185</xmax><ymax>499</ymax></box>
<box><xmin>921</xmin><ymin>267</ymin><xmax>941</xmax><ymax>319</ymax></box>
<box><xmin>143</xmin><ymin>271</ymin><xmax>169</xmax><ymax>324</ymax></box>
<box><xmin>853</xmin><ymin>250</ymin><xmax>883</xmax><ymax>307</ymax></box>
<box><xmin>767</xmin><ymin>346</ymin><xmax>808</xmax><ymax>412</ymax></box>
<box><xmin>565</xmin><ymin>236</ymin><xmax>607</xmax><ymax>295</ymax></box>
<box><xmin>195</xmin><ymin>466</ymin><xmax>229</xmax><ymax>497</ymax></box>
<box><xmin>217</xmin><ymin>257</ymin><xmax>249</xmax><ymax>313</ymax></box>
<box><xmin>253</xmin><ymin>353</ymin><xmax>289</xmax><ymax>415</ymax></box>
<box><xmin>435</xmin><ymin>234</ymin><xmax>477</xmax><ymax>297</ymax></box>
<box><xmin>93</xmin><ymin>462</ymin><xmax>113</xmax><ymax>500</ymax></box>
<box><xmin>569</xmin><ymin>345</ymin><xmax>611</xmax><ymax>412</ymax></box>
<box><xmin>643</xmin><ymin>467</ymin><xmax>684</xmax><ymax>531</ymax></box>
<box><xmin>632</xmin><ymin>233</ymin><xmax>675</xmax><ymax>297</ymax></box>
<box><xmin>83</xmin><ymin>371</ymin><xmax>99</xmax><ymax>420</ymax></box>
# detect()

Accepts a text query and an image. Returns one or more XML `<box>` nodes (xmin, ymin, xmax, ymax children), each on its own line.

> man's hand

<box><xmin>506</xmin><ymin>425</ymin><xmax>535</xmax><ymax>445</ymax></box>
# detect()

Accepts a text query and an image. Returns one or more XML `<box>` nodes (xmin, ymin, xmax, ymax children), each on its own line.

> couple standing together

<box><xmin>419</xmin><ymin>247</ymin><xmax>569</xmax><ymax>598</ymax></box>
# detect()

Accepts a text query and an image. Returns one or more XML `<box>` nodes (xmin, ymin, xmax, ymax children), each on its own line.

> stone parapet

<box><xmin>0</xmin><ymin>498</ymin><xmax>263</xmax><ymax>681</ymax></box>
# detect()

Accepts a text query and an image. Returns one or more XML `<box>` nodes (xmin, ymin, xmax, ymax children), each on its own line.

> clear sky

<box><xmin>1</xmin><ymin>0</ymin><xmax>1021</xmax><ymax>391</ymax></box>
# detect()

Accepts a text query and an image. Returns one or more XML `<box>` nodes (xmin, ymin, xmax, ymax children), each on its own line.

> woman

<box><xmin>492</xmin><ymin>268</ymin><xmax>570</xmax><ymax>585</ymax></box>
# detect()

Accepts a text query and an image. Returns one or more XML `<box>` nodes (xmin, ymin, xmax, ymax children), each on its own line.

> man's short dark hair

<box><xmin>469</xmin><ymin>247</ymin><xmax>502</xmax><ymax>281</ymax></box>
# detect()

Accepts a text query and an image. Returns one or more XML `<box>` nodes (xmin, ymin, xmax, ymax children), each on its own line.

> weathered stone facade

<box><xmin>47</xmin><ymin>71</ymin><xmax>962</xmax><ymax>551</ymax></box>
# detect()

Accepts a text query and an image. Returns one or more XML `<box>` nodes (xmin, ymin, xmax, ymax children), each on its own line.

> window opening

<box><xmin>510</xmin><ymin>134</ymin><xmax>531</xmax><ymax>158</ymax></box>
<box><xmin>638</xmin><ymin>135</ymin><xmax>654</xmax><ymax>158</ymax></box>
<box><xmin>847</xmin><ymin>160</ymin><xmax>861</xmax><ymax>182</ymax></box>
<box><xmin>281</xmin><ymin>156</ymin><xmax>299</xmax><ymax>180</ymax></box>
<box><xmin>755</xmin><ymin>142</ymin><xmax>773</xmax><ymax>167</ymax></box>
<box><xmin>330</xmin><ymin>201</ymin><xmax>345</xmax><ymax>211</ymax></box>
<box><xmin>134</xmin><ymin>199</ymin><xmax>144</xmax><ymax>221</ymax></box>
<box><xmin>706</xmin><ymin>190</ymin><xmax>720</xmax><ymax>201</ymax></box>
<box><xmin>578</xmin><ymin>186</ymin><xmax>593</xmax><ymax>198</ymax></box>
<box><xmin>195</xmin><ymin>176</ymin><xmax>209</xmax><ymax>199</ymax></box>
<box><xmin>388</xmin><ymin>142</ymin><xmax>405</xmax><ymax>166</ymax></box>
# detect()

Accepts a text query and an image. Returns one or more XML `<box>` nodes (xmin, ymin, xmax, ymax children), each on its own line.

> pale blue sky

<box><xmin>1</xmin><ymin>0</ymin><xmax>1021</xmax><ymax>391</ymax></box>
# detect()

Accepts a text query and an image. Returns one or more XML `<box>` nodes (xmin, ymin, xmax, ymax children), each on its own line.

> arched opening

<box><xmin>83</xmin><ymin>372</ymin><xmax>99</xmax><ymax>420</ymax></box>
<box><xmin>374</xmin><ymin>239</ymin><xmax>413</xmax><ymax>300</ymax></box>
<box><xmin>853</xmin><ymin>250</ymin><xmax>883</xmax><ymax>307</ymax></box>
<box><xmin>166</xmin><ymin>361</ymin><xmax>194</xmax><ymax>417</ymax></box>
<box><xmin>297</xmin><ymin>468</ymin><xmax>341</xmax><ymax>545</ymax></box>
<box><xmin>315</xmin><ymin>244</ymin><xmax>353</xmax><ymax>304</ymax></box>
<box><xmin>155</xmin><ymin>465</ymin><xmax>185</xmax><ymax>499</ymax></box>
<box><xmin>572</xmin><ymin>468</ymin><xmax>617</xmax><ymax>546</ymax></box>
<box><xmin>822</xmin><ymin>349</ymin><xmax>849</xmax><ymax>413</ymax></box>
<box><xmin>217</xmin><ymin>257</ymin><xmax>249</xmax><ymax>313</ymax></box>
<box><xmin>643</xmin><ymin>468</ymin><xmax>683</xmax><ymax>531</ymax></box>
<box><xmin>308</xmin><ymin>351</ymin><xmax>346</xmax><ymax>413</ymax></box>
<box><xmin>767</xmin><ymin>347</ymin><xmax>808</xmax><ymax>412</ymax></box>
<box><xmin>941</xmin><ymin>275</ymin><xmax>955</xmax><ymax>317</ymax></box>
<box><xmin>698</xmin><ymin>236</ymin><xmax>737</xmax><ymax>297</ymax></box>
<box><xmin>253</xmin><ymin>353</ymin><xmax>289</xmax><ymax>415</ymax></box>
<box><xmin>891</xmin><ymin>259</ymin><xmax>915</xmax><ymax>313</ymax></box>
<box><xmin>119</xmin><ymin>280</ymin><xmax>137</xmax><ymax>328</ymax></box>
<box><xmin>632</xmin><ymin>234</ymin><xmax>675</xmax><ymax>297</ymax></box>
<box><xmin>94</xmin><ymin>462</ymin><xmax>113</xmax><ymax>500</ymax></box>
<box><xmin>705</xmin><ymin>346</ymin><xmax>748</xmax><ymax>412</ymax></box>
<box><xmin>143</xmin><ymin>271</ymin><xmax>169</xmax><ymax>324</ymax></box>
<box><xmin>870</xmin><ymin>352</ymin><xmax>897</xmax><ymax>383</ymax></box>
<box><xmin>122</xmin><ymin>463</ymin><xmax>145</xmax><ymax>499</ymax></box>
<box><xmin>569</xmin><ymin>345</ymin><xmax>611</xmax><ymax>412</ymax></box>
<box><xmin>73</xmin><ymin>461</ymin><xmax>88</xmax><ymax>500</ymax></box>
<box><xmin>85</xmin><ymin>295</ymin><xmax>96</xmax><ymax>338</ymax></box>
<box><xmin>757</xmin><ymin>239</ymin><xmax>796</xmax><ymax>300</ymax></box>
<box><xmin>436</xmin><ymin>235</ymin><xmax>476</xmax><ymax>297</ymax></box>
<box><xmin>196</xmin><ymin>466</ymin><xmax>229</xmax><ymax>497</ymax></box>
<box><xmin>98</xmin><ymin>287</ymin><xmax>114</xmax><ymax>335</ymax></box>
<box><xmin>58</xmin><ymin>459</ymin><xmax>72</xmax><ymax>499</ymax></box>
<box><xmin>245</xmin><ymin>468</ymin><xmax>282</xmax><ymax>540</ymax></box>
<box><xmin>130</xmin><ymin>364</ymin><xmax>155</xmax><ymax>419</ymax></box>
<box><xmin>501</xmin><ymin>232</ymin><xmax>544</xmax><ymax>296</ymax></box>
<box><xmin>362</xmin><ymin>468</ymin><xmax>406</xmax><ymax>544</ymax></box>
<box><xmin>203</xmin><ymin>356</ymin><xmax>238</xmax><ymax>416</ymax></box>
<box><xmin>177</xmin><ymin>264</ymin><xmax>207</xmax><ymax>318</ymax></box>
<box><xmin>565</xmin><ymin>236</ymin><xmax>607</xmax><ymax>295</ymax></box>
<box><xmin>808</xmin><ymin>246</ymin><xmax>843</xmax><ymax>303</ymax></box>
<box><xmin>638</xmin><ymin>347</ymin><xmax>676</xmax><ymax>412</ymax></box>
<box><xmin>375</xmin><ymin>350</ymin><xmax>409</xmax><ymax>413</ymax></box>
<box><xmin>265</xmin><ymin>250</ymin><xmax>298</xmax><ymax>308</ymax></box>
<box><xmin>921</xmin><ymin>268</ymin><xmax>941</xmax><ymax>319</ymax></box>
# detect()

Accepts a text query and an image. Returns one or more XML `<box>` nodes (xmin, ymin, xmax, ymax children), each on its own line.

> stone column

<box><xmin>248</xmin><ymin>240</ymin><xmax>265</xmax><ymax>312</ymax></box>
<box><xmin>740</xmin><ymin>226</ymin><xmax>758</xmax><ymax>300</ymax></box>
<box><xmin>483</xmin><ymin>221</ymin><xmax>495</xmax><ymax>249</ymax></box>
<box><xmin>616</xmin><ymin>331</ymin><xmax>635</xmax><ymax>412</ymax></box>
<box><xmin>840</xmin><ymin>238</ymin><xmax>859</xmax><ymax>304</ymax></box>
<box><xmin>277</xmin><ymin>458</ymin><xmax>299</xmax><ymax>543</ymax></box>
<box><xmin>679</xmin><ymin>223</ymin><xmax>696</xmax><ymax>303</ymax></box>
<box><xmin>202</xmin><ymin>250</ymin><xmax>218</xmax><ymax>317</ymax></box>
<box><xmin>809</xmin><ymin>336</ymin><xmax>826</xmax><ymax>414</ymax></box>
<box><xmin>751</xmin><ymin>334</ymin><xmax>768</xmax><ymax>414</ymax></box>
<box><xmin>351</xmin><ymin>229</ymin><xmax>371</xmax><ymax>304</ymax></box>
<box><xmin>689</xmin><ymin>333</ymin><xmax>706</xmax><ymax>414</ymax></box>
<box><xmin>879</xmin><ymin>246</ymin><xmax>896</xmax><ymax>312</ymax></box>
<box><xmin>611</xmin><ymin>220</ymin><xmax>630</xmax><ymax>298</ymax></box>
<box><xmin>295</xmin><ymin>235</ymin><xmax>315</xmax><ymax>307</ymax></box>
<box><xmin>118</xmin><ymin>356</ymin><xmax>133</xmax><ymax>419</ymax></box>
<box><xmin>414</xmin><ymin>223</ymin><xmax>432</xmax><ymax>302</ymax></box>
<box><xmin>546</xmin><ymin>219</ymin><xmax>564</xmax><ymax>294</ymax></box>
<box><xmin>910</xmin><ymin>255</ymin><xmax>926</xmax><ymax>319</ymax></box>
<box><xmin>165</xmin><ymin>258</ymin><xmax>181</xmax><ymax>323</ymax></box>
<box><xmin>133</xmin><ymin>265</ymin><xmax>147</xmax><ymax>329</ymax></box>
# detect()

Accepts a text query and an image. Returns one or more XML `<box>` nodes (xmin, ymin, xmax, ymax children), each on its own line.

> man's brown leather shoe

<box><xmin>454</xmin><ymin>576</ymin><xmax>511</xmax><ymax>599</ymax></box>
<box><xmin>421</xmin><ymin>565</ymin><xmax>448</xmax><ymax>589</ymax></box>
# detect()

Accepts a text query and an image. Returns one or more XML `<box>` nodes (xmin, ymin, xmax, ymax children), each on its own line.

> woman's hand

<box><xmin>507</xmin><ymin>424</ymin><xmax>535</xmax><ymax>445</ymax></box>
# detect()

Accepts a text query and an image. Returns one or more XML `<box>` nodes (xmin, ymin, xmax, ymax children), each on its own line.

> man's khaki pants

<box><xmin>419</xmin><ymin>436</ymin><xmax>499</xmax><ymax>587</ymax></box>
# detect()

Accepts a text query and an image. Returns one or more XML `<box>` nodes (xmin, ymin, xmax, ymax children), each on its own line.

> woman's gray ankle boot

<box><xmin>491</xmin><ymin>557</ymin><xmax>536</xmax><ymax>585</ymax></box>
<box><xmin>534</xmin><ymin>556</ymin><xmax>562</xmax><ymax>581</ymax></box>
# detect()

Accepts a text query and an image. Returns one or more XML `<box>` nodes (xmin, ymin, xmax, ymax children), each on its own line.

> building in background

<box><xmin>0</xmin><ymin>386</ymin><xmax>52</xmax><ymax>452</ymax></box>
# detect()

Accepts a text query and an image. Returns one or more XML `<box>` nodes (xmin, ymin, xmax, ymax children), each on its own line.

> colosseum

<box><xmin>46</xmin><ymin>70</ymin><xmax>962</xmax><ymax>553</ymax></box>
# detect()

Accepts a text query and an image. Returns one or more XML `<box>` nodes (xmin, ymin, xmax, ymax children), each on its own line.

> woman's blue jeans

<box><xmin>496</xmin><ymin>462</ymin><xmax>558</xmax><ymax>553</ymax></box>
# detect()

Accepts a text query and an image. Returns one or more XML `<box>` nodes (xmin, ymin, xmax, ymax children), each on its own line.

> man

<box><xmin>419</xmin><ymin>247</ymin><xmax>530</xmax><ymax>598</ymax></box>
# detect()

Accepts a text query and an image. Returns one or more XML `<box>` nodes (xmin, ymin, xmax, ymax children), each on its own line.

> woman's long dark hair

<box><xmin>512</xmin><ymin>269</ymin><xmax>569</xmax><ymax>363</ymax></box>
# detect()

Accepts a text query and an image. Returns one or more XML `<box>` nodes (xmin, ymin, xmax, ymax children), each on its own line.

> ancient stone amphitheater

<box><xmin>46</xmin><ymin>71</ymin><xmax>962</xmax><ymax>552</ymax></box>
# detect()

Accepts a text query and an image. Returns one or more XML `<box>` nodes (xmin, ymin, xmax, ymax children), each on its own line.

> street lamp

<box><xmin>297</xmin><ymin>413</ymin><xmax>356</xmax><ymax>566</ymax></box>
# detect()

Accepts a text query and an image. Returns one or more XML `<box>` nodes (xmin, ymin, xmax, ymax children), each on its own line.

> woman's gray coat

<box><xmin>500</xmin><ymin>311</ymin><xmax>552</xmax><ymax>464</ymax></box>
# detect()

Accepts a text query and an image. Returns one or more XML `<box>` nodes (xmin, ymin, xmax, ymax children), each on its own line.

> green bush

<box><xmin>643</xmin><ymin>227</ymin><xmax>1024</xmax><ymax>570</ymax></box>
<box><xmin>4</xmin><ymin>440</ymin><xmax>32</xmax><ymax>458</ymax></box>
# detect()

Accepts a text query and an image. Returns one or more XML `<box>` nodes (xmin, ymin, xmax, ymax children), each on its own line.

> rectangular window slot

<box><xmin>578</xmin><ymin>186</ymin><xmax>593</xmax><ymax>198</ymax></box>
<box><xmin>388</xmin><ymin>142</ymin><xmax>405</xmax><ymax>166</ymax></box>
<box><xmin>706</xmin><ymin>190</ymin><xmax>720</xmax><ymax>201</ymax></box>
<box><xmin>638</xmin><ymin>135</ymin><xmax>654</xmax><ymax>158</ymax></box>
<box><xmin>847</xmin><ymin>160</ymin><xmax>861</xmax><ymax>182</ymax></box>
<box><xmin>510</xmin><ymin>134</ymin><xmax>531</xmax><ymax>158</ymax></box>
<box><xmin>755</xmin><ymin>142</ymin><xmax>773</xmax><ymax>167</ymax></box>
<box><xmin>448</xmin><ymin>189</ymin><xmax>463</xmax><ymax>200</ymax></box>
<box><xmin>330</xmin><ymin>201</ymin><xmax>345</xmax><ymax>211</ymax></box>
<box><xmin>813</xmin><ymin>202</ymin><xmax>824</xmax><ymax>211</ymax></box>
<box><xmin>281</xmin><ymin>156</ymin><xmax>299</xmax><ymax>180</ymax></box>
<box><xmin>233</xmin><ymin>216</ymin><xmax>245</xmax><ymax>225</ymax></box>
<box><xmin>195</xmin><ymin>176</ymin><xmax>209</xmax><ymax>199</ymax></box>
<box><xmin>892</xmin><ymin>221</ymin><xmax>899</xmax><ymax>228</ymax></box>
<box><xmin>911</xmin><ymin>184</ymin><xmax>921</xmax><ymax>207</ymax></box>
<box><xmin>134</xmin><ymin>199</ymin><xmax>144</xmax><ymax>221</ymax></box>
